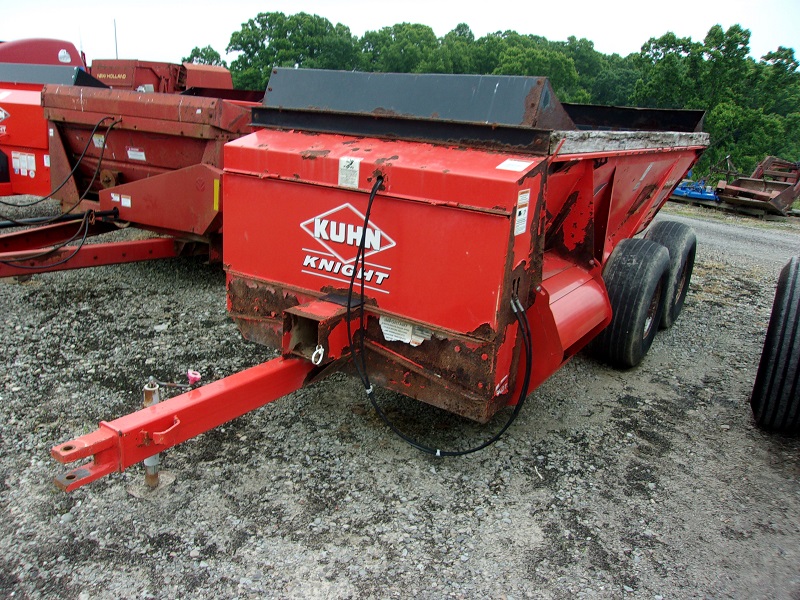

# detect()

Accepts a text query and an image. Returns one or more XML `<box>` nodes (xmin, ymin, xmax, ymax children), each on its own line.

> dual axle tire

<box><xmin>591</xmin><ymin>238</ymin><xmax>670</xmax><ymax>368</ymax></box>
<box><xmin>644</xmin><ymin>221</ymin><xmax>697</xmax><ymax>329</ymax></box>
<box><xmin>751</xmin><ymin>257</ymin><xmax>800</xmax><ymax>434</ymax></box>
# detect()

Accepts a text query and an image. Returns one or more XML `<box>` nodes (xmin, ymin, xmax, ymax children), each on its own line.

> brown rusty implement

<box><xmin>43</xmin><ymin>84</ymin><xmax>258</xmax><ymax>241</ymax></box>
<box><xmin>716</xmin><ymin>156</ymin><xmax>800</xmax><ymax>216</ymax></box>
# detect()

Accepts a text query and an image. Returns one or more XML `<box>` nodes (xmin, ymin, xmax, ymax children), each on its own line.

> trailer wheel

<box><xmin>591</xmin><ymin>238</ymin><xmax>670</xmax><ymax>368</ymax></box>
<box><xmin>644</xmin><ymin>220</ymin><xmax>696</xmax><ymax>329</ymax></box>
<box><xmin>750</xmin><ymin>257</ymin><xmax>800</xmax><ymax>434</ymax></box>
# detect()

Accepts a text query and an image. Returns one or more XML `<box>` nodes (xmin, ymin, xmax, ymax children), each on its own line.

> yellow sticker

<box><xmin>213</xmin><ymin>179</ymin><xmax>220</xmax><ymax>212</ymax></box>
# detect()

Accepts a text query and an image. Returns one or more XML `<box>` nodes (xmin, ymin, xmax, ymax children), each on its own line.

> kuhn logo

<box><xmin>300</xmin><ymin>203</ymin><xmax>395</xmax><ymax>293</ymax></box>
<box><xmin>0</xmin><ymin>107</ymin><xmax>9</xmax><ymax>123</ymax></box>
<box><xmin>301</xmin><ymin>203</ymin><xmax>395</xmax><ymax>263</ymax></box>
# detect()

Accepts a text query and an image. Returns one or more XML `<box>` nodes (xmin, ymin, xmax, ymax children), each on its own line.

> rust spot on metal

<box><xmin>548</xmin><ymin>159</ymin><xmax>579</xmax><ymax>176</ymax></box>
<box><xmin>301</xmin><ymin>149</ymin><xmax>330</xmax><ymax>160</ymax></box>
<box><xmin>227</xmin><ymin>276</ymin><xmax>303</xmax><ymax>346</ymax></box>
<box><xmin>375</xmin><ymin>156</ymin><xmax>399</xmax><ymax>165</ymax></box>
<box><xmin>362</xmin><ymin>315</ymin><xmax>496</xmax><ymax>415</ymax></box>
<box><xmin>360</xmin><ymin>336</ymin><xmax>503</xmax><ymax>423</ymax></box>
<box><xmin>520</xmin><ymin>81</ymin><xmax>576</xmax><ymax>130</ymax></box>
<box><xmin>626</xmin><ymin>184</ymin><xmax>657</xmax><ymax>217</ymax></box>
<box><xmin>372</xmin><ymin>107</ymin><xmax>402</xmax><ymax>117</ymax></box>
<box><xmin>545</xmin><ymin>190</ymin><xmax>580</xmax><ymax>250</ymax></box>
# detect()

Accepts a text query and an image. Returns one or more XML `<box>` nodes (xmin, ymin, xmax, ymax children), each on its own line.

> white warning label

<box><xmin>338</xmin><ymin>157</ymin><xmax>361</xmax><ymax>189</ymax></box>
<box><xmin>11</xmin><ymin>151</ymin><xmax>35</xmax><ymax>176</ymax></box>
<box><xmin>497</xmin><ymin>158</ymin><xmax>534</xmax><ymax>172</ymax></box>
<box><xmin>515</xmin><ymin>189</ymin><xmax>531</xmax><ymax>236</ymax></box>
<box><xmin>126</xmin><ymin>147</ymin><xmax>146</xmax><ymax>161</ymax></box>
<box><xmin>379</xmin><ymin>316</ymin><xmax>433</xmax><ymax>347</ymax></box>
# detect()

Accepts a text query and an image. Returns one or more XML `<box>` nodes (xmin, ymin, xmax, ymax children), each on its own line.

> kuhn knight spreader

<box><xmin>52</xmin><ymin>69</ymin><xmax>709</xmax><ymax>490</ymax></box>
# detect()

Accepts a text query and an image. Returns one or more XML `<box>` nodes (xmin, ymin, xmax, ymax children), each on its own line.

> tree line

<box><xmin>183</xmin><ymin>12</ymin><xmax>800</xmax><ymax>177</ymax></box>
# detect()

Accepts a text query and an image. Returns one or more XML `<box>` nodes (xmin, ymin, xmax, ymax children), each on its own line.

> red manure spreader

<box><xmin>51</xmin><ymin>69</ymin><xmax>712</xmax><ymax>490</ymax></box>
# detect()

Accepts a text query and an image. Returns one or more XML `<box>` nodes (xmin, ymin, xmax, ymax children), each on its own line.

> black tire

<box><xmin>644</xmin><ymin>220</ymin><xmax>697</xmax><ymax>329</ymax></box>
<box><xmin>750</xmin><ymin>257</ymin><xmax>800</xmax><ymax>434</ymax></box>
<box><xmin>590</xmin><ymin>238</ymin><xmax>670</xmax><ymax>368</ymax></box>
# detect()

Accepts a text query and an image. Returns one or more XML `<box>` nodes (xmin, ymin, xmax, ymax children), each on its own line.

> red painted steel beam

<box><xmin>52</xmin><ymin>356</ymin><xmax>315</xmax><ymax>491</ymax></box>
<box><xmin>0</xmin><ymin>237</ymin><xmax>181</xmax><ymax>277</ymax></box>
<box><xmin>0</xmin><ymin>220</ymin><xmax>119</xmax><ymax>253</ymax></box>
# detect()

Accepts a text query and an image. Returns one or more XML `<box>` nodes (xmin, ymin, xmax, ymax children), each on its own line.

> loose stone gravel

<box><xmin>0</xmin><ymin>199</ymin><xmax>798</xmax><ymax>599</ymax></box>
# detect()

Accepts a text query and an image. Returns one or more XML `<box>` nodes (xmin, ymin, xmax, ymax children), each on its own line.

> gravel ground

<box><xmin>0</xmin><ymin>199</ymin><xmax>799</xmax><ymax>599</ymax></box>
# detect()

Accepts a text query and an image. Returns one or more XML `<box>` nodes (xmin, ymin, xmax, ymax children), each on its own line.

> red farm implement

<box><xmin>0</xmin><ymin>63</ymin><xmax>106</xmax><ymax>197</ymax></box>
<box><xmin>716</xmin><ymin>156</ymin><xmax>800</xmax><ymax>216</ymax></box>
<box><xmin>88</xmin><ymin>59</ymin><xmax>234</xmax><ymax>93</ymax></box>
<box><xmin>51</xmin><ymin>69</ymin><xmax>709</xmax><ymax>491</ymax></box>
<box><xmin>0</xmin><ymin>39</ymin><xmax>249</xmax><ymax>201</ymax></box>
<box><xmin>0</xmin><ymin>38</ymin><xmax>85</xmax><ymax>67</ymax></box>
<box><xmin>0</xmin><ymin>80</ymin><xmax>262</xmax><ymax>276</ymax></box>
<box><xmin>1</xmin><ymin>38</ymin><xmax>92</xmax><ymax>197</ymax></box>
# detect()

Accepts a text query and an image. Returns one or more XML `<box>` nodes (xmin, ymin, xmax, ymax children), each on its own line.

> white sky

<box><xmin>2</xmin><ymin>0</ymin><xmax>798</xmax><ymax>66</ymax></box>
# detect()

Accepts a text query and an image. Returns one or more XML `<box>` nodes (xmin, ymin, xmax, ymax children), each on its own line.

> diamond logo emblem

<box><xmin>301</xmin><ymin>203</ymin><xmax>395</xmax><ymax>264</ymax></box>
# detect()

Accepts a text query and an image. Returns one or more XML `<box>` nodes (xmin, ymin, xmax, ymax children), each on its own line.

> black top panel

<box><xmin>181</xmin><ymin>87</ymin><xmax>264</xmax><ymax>102</ymax></box>
<box><xmin>262</xmin><ymin>68</ymin><xmax>576</xmax><ymax>130</ymax></box>
<box><xmin>254</xmin><ymin>69</ymin><xmax>706</xmax><ymax>152</ymax></box>
<box><xmin>562</xmin><ymin>103</ymin><xmax>706</xmax><ymax>133</ymax></box>
<box><xmin>0</xmin><ymin>63</ymin><xmax>107</xmax><ymax>87</ymax></box>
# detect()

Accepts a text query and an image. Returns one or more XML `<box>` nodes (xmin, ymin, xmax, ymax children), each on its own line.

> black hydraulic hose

<box><xmin>0</xmin><ymin>116</ymin><xmax>117</xmax><ymax>211</ymax></box>
<box><xmin>345</xmin><ymin>176</ymin><xmax>384</xmax><ymax>393</ymax></box>
<box><xmin>59</xmin><ymin>118</ymin><xmax>122</xmax><ymax>217</ymax></box>
<box><xmin>0</xmin><ymin>212</ymin><xmax>92</xmax><ymax>269</ymax></box>
<box><xmin>365</xmin><ymin>296</ymin><xmax>534</xmax><ymax>457</ymax></box>
<box><xmin>344</xmin><ymin>175</ymin><xmax>534</xmax><ymax>456</ymax></box>
<box><xmin>0</xmin><ymin>208</ymin><xmax>118</xmax><ymax>230</ymax></box>
<box><xmin>0</xmin><ymin>117</ymin><xmax>121</xmax><ymax>270</ymax></box>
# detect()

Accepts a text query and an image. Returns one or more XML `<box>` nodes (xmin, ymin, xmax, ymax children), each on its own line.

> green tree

<box><xmin>631</xmin><ymin>32</ymin><xmax>704</xmax><ymax>108</ymax></box>
<box><xmin>182</xmin><ymin>45</ymin><xmax>227</xmax><ymax>67</ymax></box>
<box><xmin>359</xmin><ymin>23</ymin><xmax>439</xmax><ymax>72</ymax></box>
<box><xmin>428</xmin><ymin>23</ymin><xmax>476</xmax><ymax>73</ymax></box>
<box><xmin>755</xmin><ymin>46</ymin><xmax>800</xmax><ymax>116</ymax></box>
<box><xmin>226</xmin><ymin>12</ymin><xmax>358</xmax><ymax>89</ymax></box>
<box><xmin>471</xmin><ymin>31</ymin><xmax>513</xmax><ymax>74</ymax></box>
<box><xmin>700</xmin><ymin>101</ymin><xmax>788</xmax><ymax>175</ymax></box>
<box><xmin>562</xmin><ymin>36</ymin><xmax>604</xmax><ymax>95</ymax></box>
<box><xmin>494</xmin><ymin>44</ymin><xmax>582</xmax><ymax>100</ymax></box>
<box><xmin>701</xmin><ymin>24</ymin><xmax>751</xmax><ymax>107</ymax></box>
<box><xmin>591</xmin><ymin>54</ymin><xmax>639</xmax><ymax>105</ymax></box>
